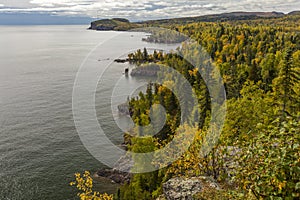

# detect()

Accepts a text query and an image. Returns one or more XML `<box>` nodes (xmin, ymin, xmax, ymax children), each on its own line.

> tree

<box><xmin>143</xmin><ymin>48</ymin><xmax>149</xmax><ymax>61</ymax></box>
<box><xmin>70</xmin><ymin>171</ymin><xmax>113</xmax><ymax>200</ymax></box>
<box><xmin>222</xmin><ymin>81</ymin><xmax>276</xmax><ymax>144</ymax></box>
<box><xmin>272</xmin><ymin>47</ymin><xmax>300</xmax><ymax>118</ymax></box>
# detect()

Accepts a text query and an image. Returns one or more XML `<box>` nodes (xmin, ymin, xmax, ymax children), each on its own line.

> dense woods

<box><xmin>74</xmin><ymin>14</ymin><xmax>300</xmax><ymax>199</ymax></box>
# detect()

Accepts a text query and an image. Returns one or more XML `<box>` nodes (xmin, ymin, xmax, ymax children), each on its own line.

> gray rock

<box><xmin>117</xmin><ymin>103</ymin><xmax>130</xmax><ymax>115</ymax></box>
<box><xmin>162</xmin><ymin>176</ymin><xmax>219</xmax><ymax>200</ymax></box>
<box><xmin>96</xmin><ymin>169</ymin><xmax>131</xmax><ymax>184</ymax></box>
<box><xmin>96</xmin><ymin>155</ymin><xmax>134</xmax><ymax>184</ymax></box>
<box><xmin>113</xmin><ymin>154</ymin><xmax>134</xmax><ymax>172</ymax></box>
<box><xmin>130</xmin><ymin>64</ymin><xmax>160</xmax><ymax>77</ymax></box>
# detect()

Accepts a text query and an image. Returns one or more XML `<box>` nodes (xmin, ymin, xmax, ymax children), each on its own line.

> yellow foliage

<box><xmin>153</xmin><ymin>124</ymin><xmax>205</xmax><ymax>177</ymax></box>
<box><xmin>70</xmin><ymin>171</ymin><xmax>113</xmax><ymax>200</ymax></box>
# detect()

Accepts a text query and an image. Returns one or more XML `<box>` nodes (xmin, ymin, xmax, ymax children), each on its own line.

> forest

<box><xmin>72</xmin><ymin>14</ymin><xmax>300</xmax><ymax>200</ymax></box>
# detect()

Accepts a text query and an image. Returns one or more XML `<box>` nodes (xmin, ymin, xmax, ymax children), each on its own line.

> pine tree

<box><xmin>273</xmin><ymin>47</ymin><xmax>300</xmax><ymax>118</ymax></box>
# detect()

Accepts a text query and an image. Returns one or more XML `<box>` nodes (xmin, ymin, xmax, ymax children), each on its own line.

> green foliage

<box><xmin>116</xmin><ymin>170</ymin><xmax>163</xmax><ymax>200</ymax></box>
<box><xmin>178</xmin><ymin>18</ymin><xmax>300</xmax><ymax>98</ymax></box>
<box><xmin>142</xmin><ymin>29</ymin><xmax>188</xmax><ymax>43</ymax></box>
<box><xmin>195</xmin><ymin>187</ymin><xmax>257</xmax><ymax>200</ymax></box>
<box><xmin>90</xmin><ymin>15</ymin><xmax>300</xmax><ymax>199</ymax></box>
<box><xmin>234</xmin><ymin>119</ymin><xmax>300</xmax><ymax>199</ymax></box>
<box><xmin>272</xmin><ymin>48</ymin><xmax>300</xmax><ymax>118</ymax></box>
<box><xmin>128</xmin><ymin>48</ymin><xmax>164</xmax><ymax>65</ymax></box>
<box><xmin>222</xmin><ymin>81</ymin><xmax>277</xmax><ymax>144</ymax></box>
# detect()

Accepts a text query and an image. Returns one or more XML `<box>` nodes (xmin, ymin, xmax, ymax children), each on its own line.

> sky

<box><xmin>0</xmin><ymin>0</ymin><xmax>300</xmax><ymax>22</ymax></box>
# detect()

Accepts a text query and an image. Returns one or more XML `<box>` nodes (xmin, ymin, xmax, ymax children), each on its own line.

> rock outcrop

<box><xmin>96</xmin><ymin>169</ymin><xmax>131</xmax><ymax>184</ymax></box>
<box><xmin>96</xmin><ymin>155</ymin><xmax>134</xmax><ymax>184</ymax></box>
<box><xmin>112</xmin><ymin>155</ymin><xmax>134</xmax><ymax>173</ymax></box>
<box><xmin>117</xmin><ymin>103</ymin><xmax>130</xmax><ymax>115</ymax></box>
<box><xmin>114</xmin><ymin>58</ymin><xmax>129</xmax><ymax>63</ymax></box>
<box><xmin>130</xmin><ymin>64</ymin><xmax>160</xmax><ymax>77</ymax></box>
<box><xmin>161</xmin><ymin>176</ymin><xmax>220</xmax><ymax>200</ymax></box>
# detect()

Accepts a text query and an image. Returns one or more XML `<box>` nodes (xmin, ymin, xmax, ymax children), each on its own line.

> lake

<box><xmin>0</xmin><ymin>25</ymin><xmax>179</xmax><ymax>199</ymax></box>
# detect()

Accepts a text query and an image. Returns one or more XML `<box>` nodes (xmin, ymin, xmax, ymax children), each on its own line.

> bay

<box><xmin>0</xmin><ymin>25</ymin><xmax>178</xmax><ymax>199</ymax></box>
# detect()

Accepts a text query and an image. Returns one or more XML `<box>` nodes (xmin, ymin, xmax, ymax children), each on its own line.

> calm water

<box><xmin>0</xmin><ymin>25</ymin><xmax>178</xmax><ymax>199</ymax></box>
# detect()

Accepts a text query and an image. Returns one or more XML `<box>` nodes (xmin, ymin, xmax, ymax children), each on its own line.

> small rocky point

<box><xmin>96</xmin><ymin>155</ymin><xmax>133</xmax><ymax>184</ymax></box>
<box><xmin>96</xmin><ymin>169</ymin><xmax>131</xmax><ymax>184</ymax></box>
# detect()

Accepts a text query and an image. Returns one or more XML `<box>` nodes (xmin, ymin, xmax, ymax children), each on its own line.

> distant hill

<box><xmin>89</xmin><ymin>18</ymin><xmax>140</xmax><ymax>31</ymax></box>
<box><xmin>90</xmin><ymin>11</ymin><xmax>298</xmax><ymax>31</ymax></box>
<box><xmin>221</xmin><ymin>11</ymin><xmax>284</xmax><ymax>17</ymax></box>
<box><xmin>140</xmin><ymin>11</ymin><xmax>285</xmax><ymax>26</ymax></box>
<box><xmin>288</xmin><ymin>11</ymin><xmax>300</xmax><ymax>15</ymax></box>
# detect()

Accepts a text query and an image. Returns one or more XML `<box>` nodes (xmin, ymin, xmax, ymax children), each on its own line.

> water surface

<box><xmin>0</xmin><ymin>25</ymin><xmax>178</xmax><ymax>199</ymax></box>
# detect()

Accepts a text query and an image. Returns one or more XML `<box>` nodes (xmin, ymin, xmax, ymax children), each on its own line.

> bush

<box><xmin>70</xmin><ymin>171</ymin><xmax>113</xmax><ymax>200</ymax></box>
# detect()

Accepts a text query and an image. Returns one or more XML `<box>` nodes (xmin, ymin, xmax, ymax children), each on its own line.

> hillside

<box><xmin>141</xmin><ymin>11</ymin><xmax>286</xmax><ymax>26</ymax></box>
<box><xmin>115</xmin><ymin>14</ymin><xmax>300</xmax><ymax>200</ymax></box>
<box><xmin>288</xmin><ymin>10</ymin><xmax>300</xmax><ymax>15</ymax></box>
<box><xmin>74</xmin><ymin>10</ymin><xmax>300</xmax><ymax>200</ymax></box>
<box><xmin>89</xmin><ymin>11</ymin><xmax>300</xmax><ymax>31</ymax></box>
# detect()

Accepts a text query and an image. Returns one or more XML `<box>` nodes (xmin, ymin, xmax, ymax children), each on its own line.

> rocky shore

<box><xmin>117</xmin><ymin>103</ymin><xmax>131</xmax><ymax>115</ymax></box>
<box><xmin>114</xmin><ymin>58</ymin><xmax>129</xmax><ymax>63</ymax></box>
<box><xmin>130</xmin><ymin>64</ymin><xmax>160</xmax><ymax>77</ymax></box>
<box><xmin>96</xmin><ymin>155</ymin><xmax>133</xmax><ymax>184</ymax></box>
<box><xmin>96</xmin><ymin>169</ymin><xmax>131</xmax><ymax>184</ymax></box>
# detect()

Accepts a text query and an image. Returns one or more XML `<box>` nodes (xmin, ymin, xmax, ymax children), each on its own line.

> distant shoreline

<box><xmin>88</xmin><ymin>11</ymin><xmax>298</xmax><ymax>31</ymax></box>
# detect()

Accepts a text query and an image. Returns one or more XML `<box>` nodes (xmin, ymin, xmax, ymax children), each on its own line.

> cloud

<box><xmin>0</xmin><ymin>0</ymin><xmax>299</xmax><ymax>20</ymax></box>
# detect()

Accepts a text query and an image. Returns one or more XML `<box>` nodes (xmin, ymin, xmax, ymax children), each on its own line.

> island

<box><xmin>89</xmin><ymin>18</ymin><xmax>140</xmax><ymax>31</ymax></box>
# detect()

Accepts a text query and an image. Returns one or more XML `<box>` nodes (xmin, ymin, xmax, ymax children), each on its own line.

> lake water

<box><xmin>0</xmin><ymin>25</ymin><xmax>179</xmax><ymax>199</ymax></box>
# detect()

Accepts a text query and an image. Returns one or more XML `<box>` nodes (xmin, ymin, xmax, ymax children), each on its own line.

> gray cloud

<box><xmin>0</xmin><ymin>0</ymin><xmax>299</xmax><ymax>20</ymax></box>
